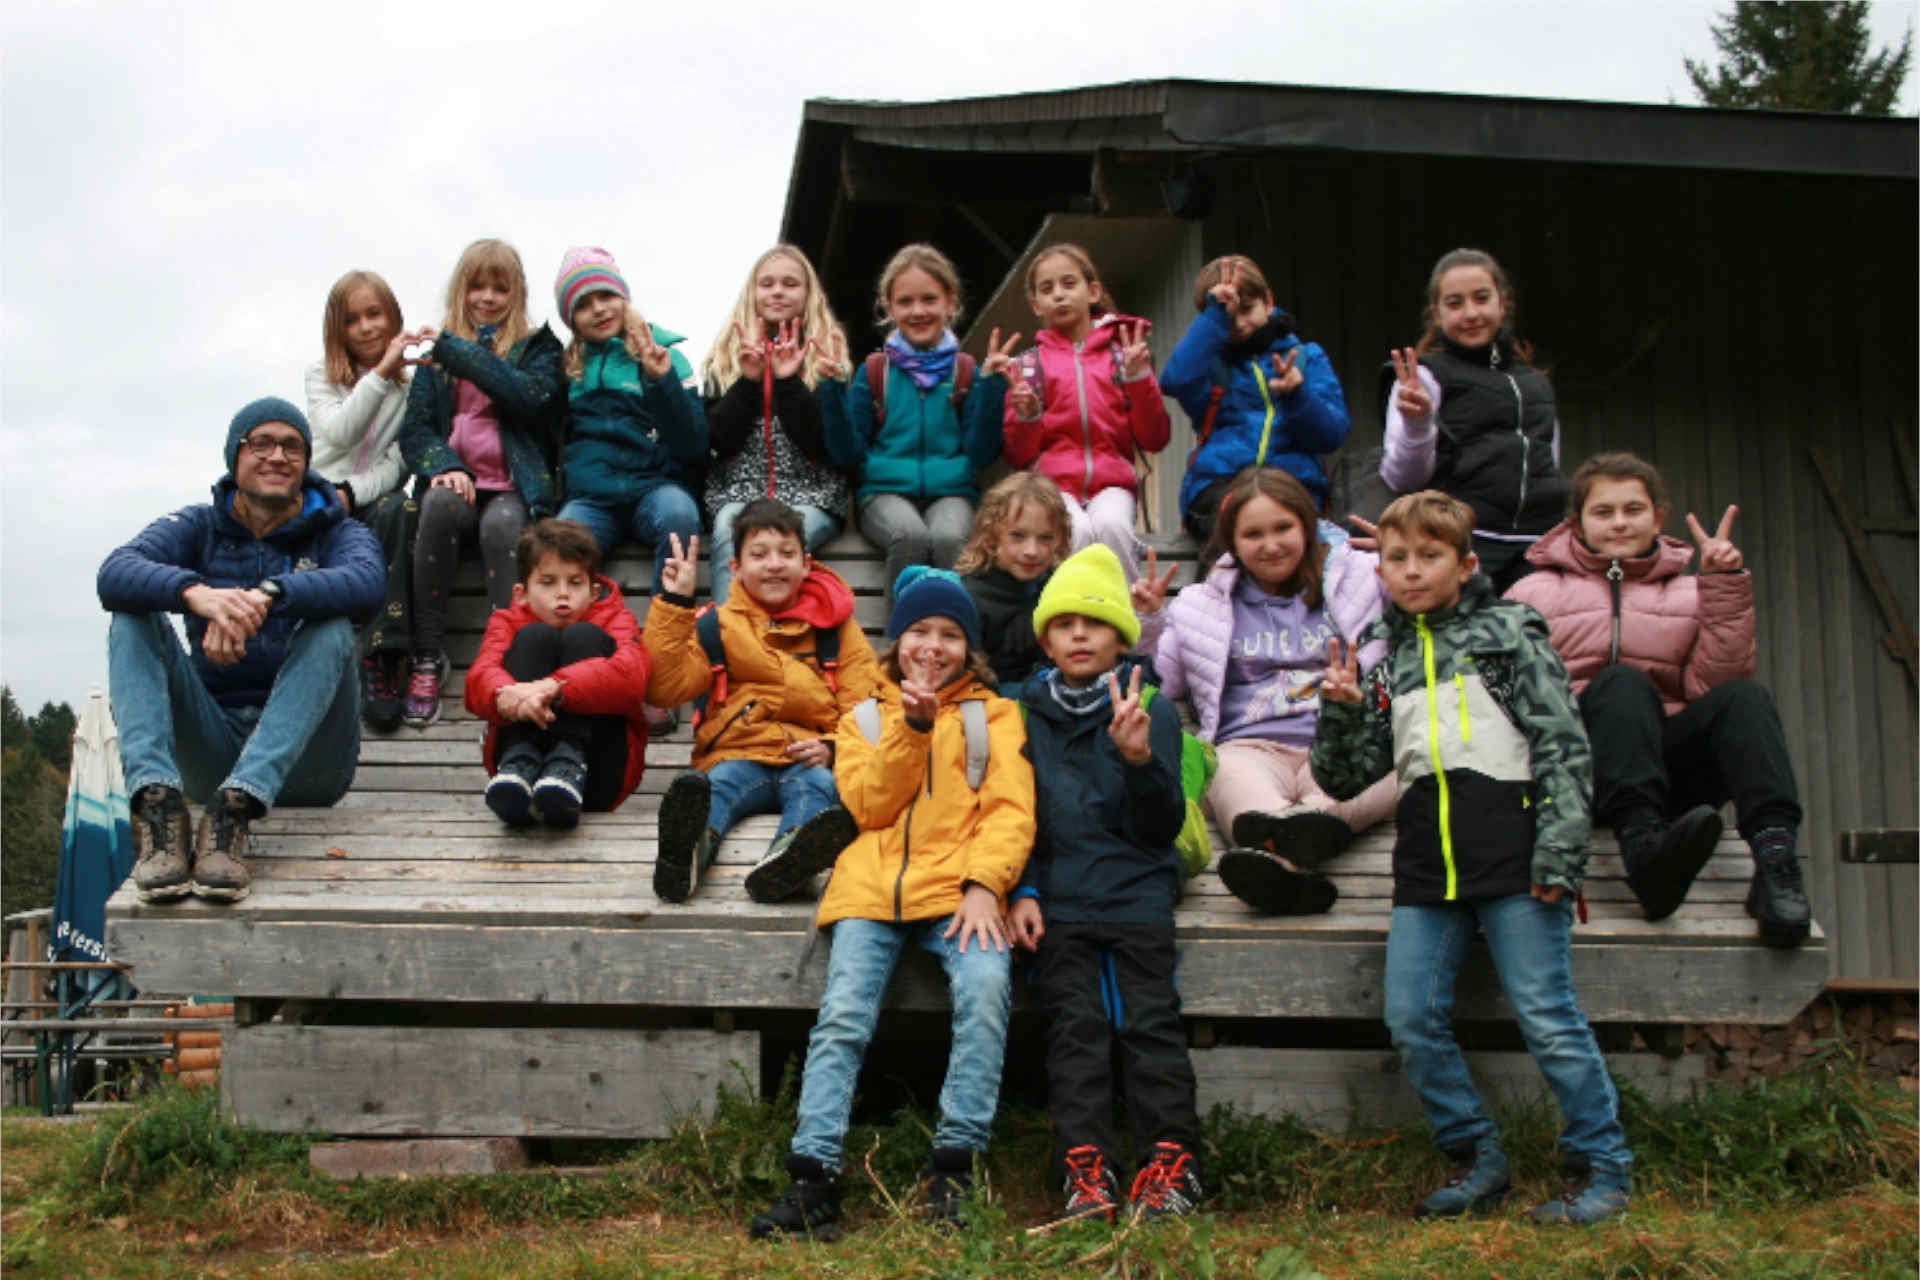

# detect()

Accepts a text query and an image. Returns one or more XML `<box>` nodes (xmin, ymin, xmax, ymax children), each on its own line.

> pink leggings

<box><xmin>1205</xmin><ymin>738</ymin><xmax>1398</xmax><ymax>838</ymax></box>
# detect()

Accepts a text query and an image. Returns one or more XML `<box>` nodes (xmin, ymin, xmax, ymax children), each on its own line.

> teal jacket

<box><xmin>561</xmin><ymin>327</ymin><xmax>707</xmax><ymax>504</ymax></box>
<box><xmin>824</xmin><ymin>359</ymin><xmax>1006</xmax><ymax>505</ymax></box>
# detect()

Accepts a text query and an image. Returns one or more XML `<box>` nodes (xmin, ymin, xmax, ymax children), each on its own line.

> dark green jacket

<box><xmin>399</xmin><ymin>325</ymin><xmax>566</xmax><ymax>517</ymax></box>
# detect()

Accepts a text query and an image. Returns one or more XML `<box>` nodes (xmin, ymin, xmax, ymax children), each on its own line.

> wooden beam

<box><xmin>1808</xmin><ymin>446</ymin><xmax>1919</xmax><ymax>686</ymax></box>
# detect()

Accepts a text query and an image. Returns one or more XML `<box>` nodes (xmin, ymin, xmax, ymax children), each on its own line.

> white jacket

<box><xmin>304</xmin><ymin>360</ymin><xmax>410</xmax><ymax>505</ymax></box>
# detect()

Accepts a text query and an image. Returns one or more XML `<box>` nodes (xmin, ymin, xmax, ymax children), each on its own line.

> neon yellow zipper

<box><xmin>1418</xmin><ymin>616</ymin><xmax>1458</xmax><ymax>900</ymax></box>
<box><xmin>1455</xmin><ymin>672</ymin><xmax>1472</xmax><ymax>742</ymax></box>
<box><xmin>1252</xmin><ymin>359</ymin><xmax>1278</xmax><ymax>466</ymax></box>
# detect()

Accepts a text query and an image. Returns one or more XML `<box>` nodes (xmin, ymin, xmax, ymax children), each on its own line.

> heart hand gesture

<box><xmin>1268</xmin><ymin>349</ymin><xmax>1303</xmax><ymax>396</ymax></box>
<box><xmin>1321</xmin><ymin>637</ymin><xmax>1362</xmax><ymax>705</ymax></box>
<box><xmin>1389</xmin><ymin>347</ymin><xmax>1432</xmax><ymax>419</ymax></box>
<box><xmin>980</xmin><ymin>328</ymin><xmax>1023</xmax><ymax>380</ymax></box>
<box><xmin>1686</xmin><ymin>504</ymin><xmax>1743</xmax><ymax>574</ymax></box>
<box><xmin>1107</xmin><ymin>666</ymin><xmax>1152</xmax><ymax>764</ymax></box>
<box><xmin>1117</xmin><ymin>321</ymin><xmax>1153</xmax><ymax>382</ymax></box>
<box><xmin>661</xmin><ymin>532</ymin><xmax>700</xmax><ymax>598</ymax></box>
<box><xmin>1129</xmin><ymin>545</ymin><xmax>1178</xmax><ymax>616</ymax></box>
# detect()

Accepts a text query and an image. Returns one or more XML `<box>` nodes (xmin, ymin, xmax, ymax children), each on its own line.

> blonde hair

<box><xmin>1025</xmin><ymin>243</ymin><xmax>1113</xmax><ymax>316</ymax></box>
<box><xmin>441</xmin><ymin>239</ymin><xmax>533</xmax><ymax>356</ymax></box>
<box><xmin>322</xmin><ymin>270</ymin><xmax>403</xmax><ymax>386</ymax></box>
<box><xmin>954</xmin><ymin>473</ymin><xmax>1072</xmax><ymax>575</ymax></box>
<box><xmin>701</xmin><ymin>245</ymin><xmax>846</xmax><ymax>391</ymax></box>
<box><xmin>1191</xmin><ymin>254</ymin><xmax>1271</xmax><ymax>314</ymax></box>
<box><xmin>562</xmin><ymin>299</ymin><xmax>658</xmax><ymax>382</ymax></box>
<box><xmin>874</xmin><ymin>243</ymin><xmax>963</xmax><ymax>330</ymax></box>
<box><xmin>1377</xmin><ymin>490</ymin><xmax>1476</xmax><ymax>559</ymax></box>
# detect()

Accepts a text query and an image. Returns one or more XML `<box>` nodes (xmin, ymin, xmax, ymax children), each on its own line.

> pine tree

<box><xmin>1686</xmin><ymin>2</ymin><xmax>1912</xmax><ymax>114</ymax></box>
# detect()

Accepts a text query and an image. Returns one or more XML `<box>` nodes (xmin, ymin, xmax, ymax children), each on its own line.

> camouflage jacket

<box><xmin>1310</xmin><ymin>576</ymin><xmax>1593</xmax><ymax>904</ymax></box>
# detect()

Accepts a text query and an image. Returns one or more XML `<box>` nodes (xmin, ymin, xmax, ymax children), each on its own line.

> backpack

<box><xmin>848</xmin><ymin>696</ymin><xmax>992</xmax><ymax>789</ymax></box>
<box><xmin>689</xmin><ymin>605</ymin><xmax>842</xmax><ymax>727</ymax></box>
<box><xmin>863</xmin><ymin>351</ymin><xmax>977</xmax><ymax>428</ymax></box>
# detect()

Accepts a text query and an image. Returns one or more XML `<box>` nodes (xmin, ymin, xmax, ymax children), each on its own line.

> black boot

<box><xmin>748</xmin><ymin>1154</ymin><xmax>844</xmax><ymax>1241</ymax></box>
<box><xmin>1746</xmin><ymin>827</ymin><xmax>1810</xmax><ymax>948</ymax></box>
<box><xmin>1619</xmin><ymin>805</ymin><xmax>1723</xmax><ymax>922</ymax></box>
<box><xmin>921</xmin><ymin>1146</ymin><xmax>975</xmax><ymax>1229</ymax></box>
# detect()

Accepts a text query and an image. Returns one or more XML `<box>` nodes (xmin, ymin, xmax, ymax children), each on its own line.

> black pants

<box><xmin>1472</xmin><ymin>535</ymin><xmax>1538</xmax><ymax>595</ymax></box>
<box><xmin>1182</xmin><ymin>476</ymin><xmax>1235</xmax><ymax>543</ymax></box>
<box><xmin>1580</xmin><ymin>664</ymin><xmax>1801</xmax><ymax>840</ymax></box>
<box><xmin>496</xmin><ymin>622</ymin><xmax>628</xmax><ymax>812</ymax></box>
<box><xmin>413</xmin><ymin>486</ymin><xmax>528</xmax><ymax>654</ymax></box>
<box><xmin>1031</xmin><ymin>920</ymin><xmax>1200</xmax><ymax>1182</ymax></box>
<box><xmin>355</xmin><ymin>489</ymin><xmax>419</xmax><ymax>658</ymax></box>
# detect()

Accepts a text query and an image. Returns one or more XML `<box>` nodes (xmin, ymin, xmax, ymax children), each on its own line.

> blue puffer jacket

<box><xmin>1162</xmin><ymin>299</ymin><xmax>1351</xmax><ymax>514</ymax></box>
<box><xmin>824</xmin><ymin>359</ymin><xmax>1007</xmax><ymax>505</ymax></box>
<box><xmin>399</xmin><ymin>326</ymin><xmax>566</xmax><ymax>516</ymax></box>
<box><xmin>97</xmin><ymin>476</ymin><xmax>385</xmax><ymax>708</ymax></box>
<box><xmin>562</xmin><ymin>327</ymin><xmax>708</xmax><ymax>504</ymax></box>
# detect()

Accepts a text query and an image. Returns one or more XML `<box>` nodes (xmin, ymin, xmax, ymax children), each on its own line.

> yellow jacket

<box><xmin>644</xmin><ymin>568</ymin><xmax>881</xmax><ymax>770</ymax></box>
<box><xmin>816</xmin><ymin>675</ymin><xmax>1036</xmax><ymax>928</ymax></box>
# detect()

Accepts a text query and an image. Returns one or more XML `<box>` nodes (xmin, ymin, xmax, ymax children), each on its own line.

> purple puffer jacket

<box><xmin>1150</xmin><ymin>541</ymin><xmax>1390</xmax><ymax>743</ymax></box>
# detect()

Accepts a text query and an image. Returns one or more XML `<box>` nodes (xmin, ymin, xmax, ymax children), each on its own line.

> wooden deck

<box><xmin>104</xmin><ymin>534</ymin><xmax>1826</xmax><ymax>1137</ymax></box>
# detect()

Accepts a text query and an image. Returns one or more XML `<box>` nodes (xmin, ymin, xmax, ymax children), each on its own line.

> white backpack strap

<box><xmin>960</xmin><ymin>699</ymin><xmax>991</xmax><ymax>790</ymax></box>
<box><xmin>851</xmin><ymin>697</ymin><xmax>883</xmax><ymax>744</ymax></box>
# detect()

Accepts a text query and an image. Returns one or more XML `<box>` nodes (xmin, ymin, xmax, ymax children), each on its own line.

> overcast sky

<box><xmin>2</xmin><ymin>0</ymin><xmax>1913</xmax><ymax>713</ymax></box>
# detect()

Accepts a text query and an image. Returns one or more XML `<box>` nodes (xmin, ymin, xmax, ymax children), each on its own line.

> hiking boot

<box><xmin>748</xmin><ymin>1154</ymin><xmax>843</xmax><ymax>1241</ymax></box>
<box><xmin>484</xmin><ymin>751</ymin><xmax>540</xmax><ymax>827</ymax></box>
<box><xmin>1059</xmin><ymin>1144</ymin><xmax>1120</xmax><ymax>1224</ymax></box>
<box><xmin>1218</xmin><ymin>848</ymin><xmax>1338</xmax><ymax>915</ymax></box>
<box><xmin>360</xmin><ymin>652</ymin><xmax>404</xmax><ymax>734</ymax></box>
<box><xmin>1128</xmin><ymin>1141</ymin><xmax>1203</xmax><ymax>1221</ymax></box>
<box><xmin>401</xmin><ymin>652</ymin><xmax>447</xmax><ymax>729</ymax></box>
<box><xmin>532</xmin><ymin>749</ymin><xmax>588</xmax><ymax>829</ymax></box>
<box><xmin>1746</xmin><ymin>828</ymin><xmax>1811</xmax><ymax>948</ymax></box>
<box><xmin>1619</xmin><ymin>805</ymin><xmax>1722</xmax><ymax>922</ymax></box>
<box><xmin>1231</xmin><ymin>808</ymin><xmax>1354</xmax><ymax>869</ymax></box>
<box><xmin>191</xmin><ymin>789</ymin><xmax>255</xmax><ymax>903</ymax></box>
<box><xmin>655</xmin><ymin>771</ymin><xmax>714</xmax><ymax>903</ymax></box>
<box><xmin>745</xmin><ymin>806</ymin><xmax>857</xmax><ymax>904</ymax></box>
<box><xmin>1414</xmin><ymin>1138</ymin><xmax>1510</xmax><ymax>1218</ymax></box>
<box><xmin>1531</xmin><ymin>1168</ymin><xmax>1630</xmax><ymax>1225</ymax></box>
<box><xmin>130</xmin><ymin>784</ymin><xmax>193</xmax><ymax>903</ymax></box>
<box><xmin>921</xmin><ymin>1146</ymin><xmax>975</xmax><ymax>1229</ymax></box>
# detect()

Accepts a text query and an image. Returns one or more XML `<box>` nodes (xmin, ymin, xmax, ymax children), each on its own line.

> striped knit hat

<box><xmin>554</xmin><ymin>247</ymin><xmax>629</xmax><ymax>324</ymax></box>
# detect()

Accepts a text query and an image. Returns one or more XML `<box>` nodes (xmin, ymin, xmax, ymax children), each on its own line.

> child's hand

<box><xmin>1007</xmin><ymin>365</ymin><xmax>1041</xmax><ymax>420</ymax></box>
<box><xmin>1007</xmin><ymin>896</ymin><xmax>1045</xmax><ymax>951</ymax></box>
<box><xmin>785</xmin><ymin>737</ymin><xmax>832</xmax><ymax>769</ymax></box>
<box><xmin>496</xmin><ymin>679</ymin><xmax>559</xmax><ymax>727</ymax></box>
<box><xmin>807</xmin><ymin>331</ymin><xmax>849</xmax><ymax>382</ymax></box>
<box><xmin>1209</xmin><ymin>259</ymin><xmax>1241</xmax><ymax>310</ymax></box>
<box><xmin>1390</xmin><ymin>348</ymin><xmax>1432</xmax><ymax>419</ymax></box>
<box><xmin>431</xmin><ymin>471</ymin><xmax>476</xmax><ymax>504</ymax></box>
<box><xmin>635</xmin><ymin>319</ymin><xmax>675</xmax><ymax>380</ymax></box>
<box><xmin>770</xmin><ymin>319</ymin><xmax>805</xmax><ymax>379</ymax></box>
<box><xmin>1268</xmin><ymin>349</ymin><xmax>1303</xmax><ymax>396</ymax></box>
<box><xmin>660</xmin><ymin>533</ymin><xmax>699</xmax><ymax>598</ymax></box>
<box><xmin>734</xmin><ymin>323</ymin><xmax>767</xmax><ymax>381</ymax></box>
<box><xmin>1129</xmin><ymin>546</ymin><xmax>1178</xmax><ymax>616</ymax></box>
<box><xmin>898</xmin><ymin>657</ymin><xmax>940</xmax><ymax>727</ymax></box>
<box><xmin>1346</xmin><ymin>514</ymin><xmax>1380</xmax><ymax>553</ymax></box>
<box><xmin>1531</xmin><ymin>883</ymin><xmax>1566</xmax><ymax>905</ymax></box>
<box><xmin>980</xmin><ymin>328</ymin><xmax>1022</xmax><ymax>380</ymax></box>
<box><xmin>1117</xmin><ymin>321</ymin><xmax>1153</xmax><ymax>381</ymax></box>
<box><xmin>374</xmin><ymin>331</ymin><xmax>410</xmax><ymax>380</ymax></box>
<box><xmin>1686</xmin><ymin>505</ymin><xmax>1743</xmax><ymax>573</ymax></box>
<box><xmin>1107</xmin><ymin>666</ymin><xmax>1152</xmax><ymax>764</ymax></box>
<box><xmin>943</xmin><ymin>883</ymin><xmax>1009</xmax><ymax>954</ymax></box>
<box><xmin>1321</xmin><ymin>637</ymin><xmax>1363</xmax><ymax>704</ymax></box>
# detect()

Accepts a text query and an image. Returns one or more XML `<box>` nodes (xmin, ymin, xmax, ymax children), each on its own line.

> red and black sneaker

<box><xmin>1128</xmin><ymin>1141</ymin><xmax>1203</xmax><ymax>1221</ymax></box>
<box><xmin>360</xmin><ymin>652</ymin><xmax>404</xmax><ymax>734</ymax></box>
<box><xmin>1060</xmin><ymin>1144</ymin><xmax>1120</xmax><ymax>1224</ymax></box>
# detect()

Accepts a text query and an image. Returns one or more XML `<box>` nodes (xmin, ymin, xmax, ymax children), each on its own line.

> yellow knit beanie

<box><xmin>1032</xmin><ymin>543</ymin><xmax>1140</xmax><ymax>647</ymax></box>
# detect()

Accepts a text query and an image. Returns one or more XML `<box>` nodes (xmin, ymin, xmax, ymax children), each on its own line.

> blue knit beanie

<box><xmin>887</xmin><ymin>566</ymin><xmax>981</xmax><ymax>650</ymax></box>
<box><xmin>225</xmin><ymin>397</ymin><xmax>312</xmax><ymax>474</ymax></box>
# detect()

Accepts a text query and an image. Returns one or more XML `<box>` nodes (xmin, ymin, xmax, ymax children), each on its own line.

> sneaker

<box><xmin>1230</xmin><ymin>809</ymin><xmax>1354</xmax><ymax>869</ymax></box>
<box><xmin>1059</xmin><ymin>1144</ymin><xmax>1120</xmax><ymax>1224</ymax></box>
<box><xmin>1620</xmin><ymin>805</ymin><xmax>1722</xmax><ymax>922</ymax></box>
<box><xmin>402</xmin><ymin>653</ymin><xmax>447</xmax><ymax>729</ymax></box>
<box><xmin>642</xmin><ymin>703</ymin><xmax>679</xmax><ymax>736</ymax></box>
<box><xmin>130</xmin><ymin>784</ymin><xmax>193</xmax><ymax>902</ymax></box>
<box><xmin>655</xmin><ymin>771</ymin><xmax>714</xmax><ymax>903</ymax></box>
<box><xmin>191</xmin><ymin>789</ymin><xmax>255</xmax><ymax>903</ymax></box>
<box><xmin>1127</xmin><ymin>1141</ymin><xmax>1202</xmax><ymax>1221</ymax></box>
<box><xmin>1530</xmin><ymin>1168</ymin><xmax>1630</xmax><ymax>1225</ymax></box>
<box><xmin>484</xmin><ymin>752</ymin><xmax>540</xmax><ymax>827</ymax></box>
<box><xmin>748</xmin><ymin>1154</ymin><xmax>843</xmax><ymax>1241</ymax></box>
<box><xmin>745</xmin><ymin>806</ymin><xmax>857</xmax><ymax>904</ymax></box>
<box><xmin>921</xmin><ymin>1146</ymin><xmax>975</xmax><ymax>1230</ymax></box>
<box><xmin>1414</xmin><ymin>1138</ymin><xmax>1510</xmax><ymax>1219</ymax></box>
<box><xmin>360</xmin><ymin>652</ymin><xmax>404</xmax><ymax>734</ymax></box>
<box><xmin>1746</xmin><ymin>828</ymin><xmax>1811</xmax><ymax>948</ymax></box>
<box><xmin>1217</xmin><ymin>848</ymin><xmax>1338</xmax><ymax>915</ymax></box>
<box><xmin>532</xmin><ymin>751</ymin><xmax>588</xmax><ymax>828</ymax></box>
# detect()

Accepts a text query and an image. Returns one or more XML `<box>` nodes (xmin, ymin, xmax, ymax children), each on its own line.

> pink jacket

<box><xmin>1505</xmin><ymin>521</ymin><xmax>1756</xmax><ymax>714</ymax></box>
<box><xmin>1003</xmin><ymin>315</ymin><xmax>1172</xmax><ymax>503</ymax></box>
<box><xmin>1150</xmin><ymin>540</ymin><xmax>1390</xmax><ymax>743</ymax></box>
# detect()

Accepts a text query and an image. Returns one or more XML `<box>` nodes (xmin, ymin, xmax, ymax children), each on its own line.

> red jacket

<box><xmin>1505</xmin><ymin>522</ymin><xmax>1755</xmax><ymax>715</ymax></box>
<box><xmin>1003</xmin><ymin>314</ymin><xmax>1171</xmax><ymax>503</ymax></box>
<box><xmin>464</xmin><ymin>575</ymin><xmax>653</xmax><ymax>807</ymax></box>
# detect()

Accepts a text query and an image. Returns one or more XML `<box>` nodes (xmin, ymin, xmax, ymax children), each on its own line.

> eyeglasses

<box><xmin>242</xmin><ymin>435</ymin><xmax>307</xmax><ymax>461</ymax></box>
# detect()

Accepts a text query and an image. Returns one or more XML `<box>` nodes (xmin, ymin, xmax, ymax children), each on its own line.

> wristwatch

<box><xmin>257</xmin><ymin>578</ymin><xmax>285</xmax><ymax>604</ymax></box>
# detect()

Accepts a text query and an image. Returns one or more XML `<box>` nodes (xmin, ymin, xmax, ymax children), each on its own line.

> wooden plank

<box><xmin>223</xmin><ymin>1024</ymin><xmax>758</xmax><ymax>1138</ymax></box>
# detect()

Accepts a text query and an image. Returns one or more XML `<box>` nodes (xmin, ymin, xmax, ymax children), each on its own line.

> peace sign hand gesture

<box><xmin>1321</xmin><ymin>637</ymin><xmax>1363</xmax><ymax>705</ymax></box>
<box><xmin>1389</xmin><ymin>347</ymin><xmax>1432</xmax><ymax>419</ymax></box>
<box><xmin>635</xmin><ymin>319</ymin><xmax>674</xmax><ymax>380</ymax></box>
<box><xmin>769</xmin><ymin>319</ymin><xmax>805</xmax><ymax>379</ymax></box>
<box><xmin>807</xmin><ymin>330</ymin><xmax>850</xmax><ymax>382</ymax></box>
<box><xmin>661</xmin><ymin>532</ymin><xmax>700</xmax><ymax>598</ymax></box>
<box><xmin>1208</xmin><ymin>258</ymin><xmax>1241</xmax><ymax>310</ymax></box>
<box><xmin>898</xmin><ymin>652</ymin><xmax>941</xmax><ymax>727</ymax></box>
<box><xmin>981</xmin><ymin>328</ymin><xmax>1023</xmax><ymax>380</ymax></box>
<box><xmin>1268</xmin><ymin>349</ymin><xmax>1303</xmax><ymax>396</ymax></box>
<box><xmin>1686</xmin><ymin>504</ymin><xmax>1743</xmax><ymax>574</ymax></box>
<box><xmin>1107</xmin><ymin>666</ymin><xmax>1152</xmax><ymax>764</ymax></box>
<box><xmin>1117</xmin><ymin>321</ymin><xmax>1154</xmax><ymax>382</ymax></box>
<box><xmin>1129</xmin><ymin>545</ymin><xmax>1178</xmax><ymax>616</ymax></box>
<box><xmin>734</xmin><ymin>322</ymin><xmax>765</xmax><ymax>381</ymax></box>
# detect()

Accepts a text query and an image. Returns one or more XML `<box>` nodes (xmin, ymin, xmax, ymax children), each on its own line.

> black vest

<box><xmin>1420</xmin><ymin>333</ymin><xmax>1567</xmax><ymax>535</ymax></box>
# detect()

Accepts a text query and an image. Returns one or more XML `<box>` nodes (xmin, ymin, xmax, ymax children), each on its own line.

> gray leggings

<box><xmin>858</xmin><ymin>494</ymin><xmax>974</xmax><ymax>607</ymax></box>
<box><xmin>412</xmin><ymin>485</ymin><xmax>527</xmax><ymax>655</ymax></box>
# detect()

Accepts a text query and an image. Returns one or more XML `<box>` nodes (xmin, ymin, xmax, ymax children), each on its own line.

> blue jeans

<box><xmin>791</xmin><ymin>915</ymin><xmax>1013</xmax><ymax>1168</ymax></box>
<box><xmin>707</xmin><ymin>501</ymin><xmax>842</xmax><ymax>607</ymax></box>
<box><xmin>704</xmin><ymin>758</ymin><xmax>838</xmax><ymax>841</ymax></box>
<box><xmin>559</xmin><ymin>483</ymin><xmax>701</xmax><ymax>594</ymax></box>
<box><xmin>1384</xmin><ymin>894</ymin><xmax>1632</xmax><ymax>1176</ymax></box>
<box><xmin>108</xmin><ymin>612</ymin><xmax>360</xmax><ymax>811</ymax></box>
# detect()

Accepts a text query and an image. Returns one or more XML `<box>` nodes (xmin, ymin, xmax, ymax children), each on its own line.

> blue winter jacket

<box><xmin>824</xmin><ymin>359</ymin><xmax>1007</xmax><ymax>505</ymax></box>
<box><xmin>561</xmin><ymin>327</ymin><xmax>708</xmax><ymax>504</ymax></box>
<box><xmin>97</xmin><ymin>475</ymin><xmax>385</xmax><ymax>708</ymax></box>
<box><xmin>399</xmin><ymin>326</ymin><xmax>566</xmax><ymax>516</ymax></box>
<box><xmin>1162</xmin><ymin>299</ymin><xmax>1351</xmax><ymax>514</ymax></box>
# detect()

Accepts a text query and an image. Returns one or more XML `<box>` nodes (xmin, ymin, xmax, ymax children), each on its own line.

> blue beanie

<box><xmin>225</xmin><ymin>397</ymin><xmax>312</xmax><ymax>474</ymax></box>
<box><xmin>887</xmin><ymin>566</ymin><xmax>981</xmax><ymax>651</ymax></box>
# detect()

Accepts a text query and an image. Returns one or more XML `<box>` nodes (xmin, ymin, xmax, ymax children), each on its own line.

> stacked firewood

<box><xmin>1684</xmin><ymin>992</ymin><xmax>1917</xmax><ymax>1089</ymax></box>
<box><xmin>161</xmin><ymin>1002</ymin><xmax>232</xmax><ymax>1088</ymax></box>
